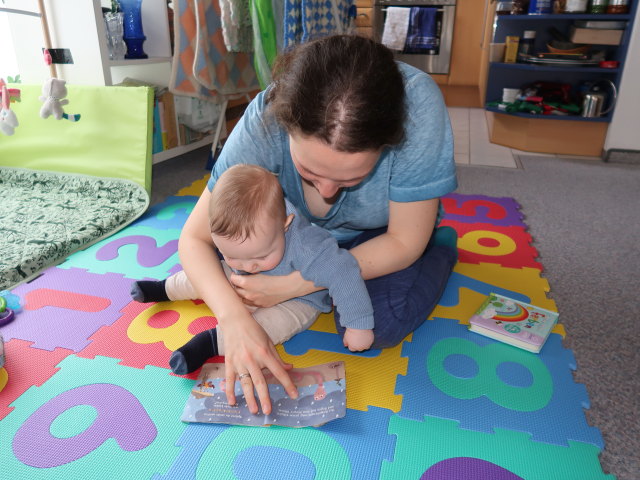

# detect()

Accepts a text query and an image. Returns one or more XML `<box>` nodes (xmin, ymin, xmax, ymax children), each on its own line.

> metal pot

<box><xmin>580</xmin><ymin>79</ymin><xmax>617</xmax><ymax>118</ymax></box>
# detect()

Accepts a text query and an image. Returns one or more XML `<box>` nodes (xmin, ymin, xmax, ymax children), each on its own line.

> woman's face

<box><xmin>289</xmin><ymin>133</ymin><xmax>381</xmax><ymax>200</ymax></box>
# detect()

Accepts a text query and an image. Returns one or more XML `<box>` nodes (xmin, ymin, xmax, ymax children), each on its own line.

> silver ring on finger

<box><xmin>238</xmin><ymin>373</ymin><xmax>251</xmax><ymax>381</ymax></box>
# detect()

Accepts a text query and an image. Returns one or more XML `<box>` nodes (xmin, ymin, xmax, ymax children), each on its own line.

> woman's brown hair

<box><xmin>266</xmin><ymin>35</ymin><xmax>406</xmax><ymax>153</ymax></box>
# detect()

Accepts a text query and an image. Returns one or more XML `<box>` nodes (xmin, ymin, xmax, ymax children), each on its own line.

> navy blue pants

<box><xmin>336</xmin><ymin>227</ymin><xmax>456</xmax><ymax>349</ymax></box>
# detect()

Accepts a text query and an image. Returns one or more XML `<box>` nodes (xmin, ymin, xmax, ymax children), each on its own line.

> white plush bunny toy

<box><xmin>39</xmin><ymin>78</ymin><xmax>69</xmax><ymax>120</ymax></box>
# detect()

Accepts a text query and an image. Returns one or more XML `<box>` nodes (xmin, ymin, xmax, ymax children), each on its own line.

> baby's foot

<box><xmin>130</xmin><ymin>280</ymin><xmax>169</xmax><ymax>303</ymax></box>
<box><xmin>169</xmin><ymin>329</ymin><xmax>218</xmax><ymax>375</ymax></box>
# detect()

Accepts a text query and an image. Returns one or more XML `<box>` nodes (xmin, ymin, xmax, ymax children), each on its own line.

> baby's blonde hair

<box><xmin>209</xmin><ymin>164</ymin><xmax>286</xmax><ymax>240</ymax></box>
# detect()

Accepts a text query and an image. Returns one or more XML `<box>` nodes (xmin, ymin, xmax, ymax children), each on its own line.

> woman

<box><xmin>178</xmin><ymin>34</ymin><xmax>457</xmax><ymax>415</ymax></box>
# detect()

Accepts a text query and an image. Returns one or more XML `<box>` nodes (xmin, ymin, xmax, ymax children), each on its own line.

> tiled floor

<box><xmin>448</xmin><ymin>107</ymin><xmax>602</xmax><ymax>168</ymax></box>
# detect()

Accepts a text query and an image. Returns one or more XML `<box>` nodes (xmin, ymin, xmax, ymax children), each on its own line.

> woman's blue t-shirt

<box><xmin>208</xmin><ymin>62</ymin><xmax>457</xmax><ymax>243</ymax></box>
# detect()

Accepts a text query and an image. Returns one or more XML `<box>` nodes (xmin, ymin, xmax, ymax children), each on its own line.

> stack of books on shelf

<box><xmin>115</xmin><ymin>78</ymin><xmax>218</xmax><ymax>155</ymax></box>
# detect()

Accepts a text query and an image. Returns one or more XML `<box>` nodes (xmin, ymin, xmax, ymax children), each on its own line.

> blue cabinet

<box><xmin>485</xmin><ymin>10</ymin><xmax>637</xmax><ymax>122</ymax></box>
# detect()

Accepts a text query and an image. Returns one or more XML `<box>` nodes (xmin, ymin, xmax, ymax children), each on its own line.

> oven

<box><xmin>373</xmin><ymin>0</ymin><xmax>456</xmax><ymax>75</ymax></box>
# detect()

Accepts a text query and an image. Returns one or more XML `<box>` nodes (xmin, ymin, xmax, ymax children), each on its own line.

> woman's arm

<box><xmin>179</xmin><ymin>189</ymin><xmax>299</xmax><ymax>414</ymax></box>
<box><xmin>350</xmin><ymin>198</ymin><xmax>439</xmax><ymax>279</ymax></box>
<box><xmin>230</xmin><ymin>198</ymin><xmax>439</xmax><ymax>304</ymax></box>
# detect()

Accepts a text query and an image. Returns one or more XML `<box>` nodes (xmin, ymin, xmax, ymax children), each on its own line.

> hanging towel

<box><xmin>381</xmin><ymin>7</ymin><xmax>410</xmax><ymax>51</ymax></box>
<box><xmin>284</xmin><ymin>0</ymin><xmax>355</xmax><ymax>49</ymax></box>
<box><xmin>169</xmin><ymin>0</ymin><xmax>259</xmax><ymax>102</ymax></box>
<box><xmin>219</xmin><ymin>0</ymin><xmax>254</xmax><ymax>52</ymax></box>
<box><xmin>404</xmin><ymin>7</ymin><xmax>438</xmax><ymax>53</ymax></box>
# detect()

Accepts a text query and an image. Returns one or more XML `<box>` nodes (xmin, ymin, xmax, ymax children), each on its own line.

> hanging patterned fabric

<box><xmin>284</xmin><ymin>0</ymin><xmax>356</xmax><ymax>49</ymax></box>
<box><xmin>218</xmin><ymin>0</ymin><xmax>254</xmax><ymax>52</ymax></box>
<box><xmin>170</xmin><ymin>0</ymin><xmax>260</xmax><ymax>102</ymax></box>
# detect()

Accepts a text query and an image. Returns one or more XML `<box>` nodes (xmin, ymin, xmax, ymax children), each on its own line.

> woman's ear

<box><xmin>283</xmin><ymin>213</ymin><xmax>295</xmax><ymax>232</ymax></box>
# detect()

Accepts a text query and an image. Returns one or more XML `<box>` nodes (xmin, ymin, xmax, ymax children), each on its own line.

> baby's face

<box><xmin>212</xmin><ymin>214</ymin><xmax>286</xmax><ymax>274</ymax></box>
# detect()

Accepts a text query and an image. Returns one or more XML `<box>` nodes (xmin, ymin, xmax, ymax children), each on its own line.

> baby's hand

<box><xmin>343</xmin><ymin>328</ymin><xmax>374</xmax><ymax>352</ymax></box>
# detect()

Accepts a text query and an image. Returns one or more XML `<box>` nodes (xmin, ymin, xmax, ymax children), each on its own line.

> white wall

<box><xmin>0</xmin><ymin>12</ymin><xmax>19</xmax><ymax>80</ymax></box>
<box><xmin>2</xmin><ymin>0</ymin><xmax>171</xmax><ymax>86</ymax></box>
<box><xmin>604</xmin><ymin>6</ymin><xmax>640</xmax><ymax>152</ymax></box>
<box><xmin>3</xmin><ymin>0</ymin><xmax>108</xmax><ymax>84</ymax></box>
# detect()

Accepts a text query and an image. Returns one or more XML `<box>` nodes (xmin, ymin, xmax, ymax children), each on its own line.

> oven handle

<box><xmin>379</xmin><ymin>7</ymin><xmax>445</xmax><ymax>12</ymax></box>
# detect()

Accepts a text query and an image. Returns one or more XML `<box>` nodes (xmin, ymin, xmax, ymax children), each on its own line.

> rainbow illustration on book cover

<box><xmin>469</xmin><ymin>293</ymin><xmax>559</xmax><ymax>353</ymax></box>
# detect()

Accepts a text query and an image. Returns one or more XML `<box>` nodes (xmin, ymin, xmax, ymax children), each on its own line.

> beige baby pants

<box><xmin>165</xmin><ymin>263</ymin><xmax>320</xmax><ymax>355</ymax></box>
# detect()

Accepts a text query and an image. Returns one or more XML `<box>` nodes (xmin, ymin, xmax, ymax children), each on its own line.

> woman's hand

<box><xmin>177</xmin><ymin>189</ymin><xmax>299</xmax><ymax>415</ymax></box>
<box><xmin>222</xmin><ymin>313</ymin><xmax>298</xmax><ymax>415</ymax></box>
<box><xmin>229</xmin><ymin>271</ymin><xmax>320</xmax><ymax>308</ymax></box>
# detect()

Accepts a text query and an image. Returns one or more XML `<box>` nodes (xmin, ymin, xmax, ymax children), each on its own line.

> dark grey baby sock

<box><xmin>130</xmin><ymin>279</ymin><xmax>169</xmax><ymax>303</ymax></box>
<box><xmin>169</xmin><ymin>329</ymin><xmax>218</xmax><ymax>375</ymax></box>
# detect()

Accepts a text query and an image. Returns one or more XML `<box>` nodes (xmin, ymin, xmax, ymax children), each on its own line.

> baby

<box><xmin>131</xmin><ymin>164</ymin><xmax>375</xmax><ymax>374</ymax></box>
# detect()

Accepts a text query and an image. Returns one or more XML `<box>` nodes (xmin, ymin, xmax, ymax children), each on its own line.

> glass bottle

<box><xmin>606</xmin><ymin>0</ymin><xmax>629</xmax><ymax>13</ymax></box>
<box><xmin>589</xmin><ymin>0</ymin><xmax>609</xmax><ymax>13</ymax></box>
<box><xmin>564</xmin><ymin>0</ymin><xmax>588</xmax><ymax>12</ymax></box>
<box><xmin>518</xmin><ymin>30</ymin><xmax>536</xmax><ymax>59</ymax></box>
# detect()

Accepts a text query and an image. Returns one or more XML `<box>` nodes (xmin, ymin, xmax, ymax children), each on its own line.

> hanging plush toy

<box><xmin>0</xmin><ymin>79</ymin><xmax>20</xmax><ymax>136</ymax></box>
<box><xmin>37</xmin><ymin>48</ymin><xmax>81</xmax><ymax>122</ymax></box>
<box><xmin>39</xmin><ymin>77</ymin><xmax>69</xmax><ymax>120</ymax></box>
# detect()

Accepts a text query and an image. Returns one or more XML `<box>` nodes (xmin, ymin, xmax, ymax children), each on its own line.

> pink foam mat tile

<box><xmin>77</xmin><ymin>300</ymin><xmax>220</xmax><ymax>371</ymax></box>
<box><xmin>0</xmin><ymin>339</ymin><xmax>73</xmax><ymax>420</ymax></box>
<box><xmin>440</xmin><ymin>219</ymin><xmax>543</xmax><ymax>270</ymax></box>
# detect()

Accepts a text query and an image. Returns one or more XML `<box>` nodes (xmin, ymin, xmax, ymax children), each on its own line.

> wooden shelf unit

<box><xmin>484</xmin><ymin>8</ymin><xmax>637</xmax><ymax>155</ymax></box>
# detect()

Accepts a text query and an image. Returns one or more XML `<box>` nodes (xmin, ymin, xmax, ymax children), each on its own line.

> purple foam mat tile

<box><xmin>442</xmin><ymin>193</ymin><xmax>525</xmax><ymax>227</ymax></box>
<box><xmin>3</xmin><ymin>267</ymin><xmax>136</xmax><ymax>352</ymax></box>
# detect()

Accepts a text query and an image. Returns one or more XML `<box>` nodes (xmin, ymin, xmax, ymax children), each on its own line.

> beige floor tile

<box><xmin>511</xmin><ymin>148</ymin><xmax>556</xmax><ymax>158</ymax></box>
<box><xmin>468</xmin><ymin>108</ymin><xmax>517</xmax><ymax>168</ymax></box>
<box><xmin>454</xmin><ymin>152</ymin><xmax>470</xmax><ymax>165</ymax></box>
<box><xmin>453</xmin><ymin>130</ymin><xmax>470</xmax><ymax>154</ymax></box>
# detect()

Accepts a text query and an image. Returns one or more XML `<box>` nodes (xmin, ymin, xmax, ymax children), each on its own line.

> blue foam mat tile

<box><xmin>132</xmin><ymin>196</ymin><xmax>198</xmax><ymax>231</ymax></box>
<box><xmin>153</xmin><ymin>407</ymin><xmax>396</xmax><ymax>480</ymax></box>
<box><xmin>58</xmin><ymin>225</ymin><xmax>181</xmax><ymax>279</ymax></box>
<box><xmin>395</xmin><ymin>317</ymin><xmax>603</xmax><ymax>448</ymax></box>
<box><xmin>282</xmin><ymin>329</ymin><xmax>382</xmax><ymax>358</ymax></box>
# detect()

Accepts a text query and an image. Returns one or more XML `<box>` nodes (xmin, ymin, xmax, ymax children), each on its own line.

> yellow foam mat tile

<box><xmin>431</xmin><ymin>262</ymin><xmax>565</xmax><ymax>337</ymax></box>
<box><xmin>276</xmin><ymin>340</ymin><xmax>408</xmax><ymax>413</ymax></box>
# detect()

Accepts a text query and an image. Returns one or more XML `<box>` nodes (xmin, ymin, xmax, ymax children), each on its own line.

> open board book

<box><xmin>469</xmin><ymin>293</ymin><xmax>559</xmax><ymax>353</ymax></box>
<box><xmin>181</xmin><ymin>361</ymin><xmax>346</xmax><ymax>427</ymax></box>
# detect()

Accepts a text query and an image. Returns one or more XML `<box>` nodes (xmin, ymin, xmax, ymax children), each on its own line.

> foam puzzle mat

<box><xmin>0</xmin><ymin>184</ymin><xmax>614</xmax><ymax>479</ymax></box>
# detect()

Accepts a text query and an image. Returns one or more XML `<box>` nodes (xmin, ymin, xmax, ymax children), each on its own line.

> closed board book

<box><xmin>468</xmin><ymin>293</ymin><xmax>559</xmax><ymax>353</ymax></box>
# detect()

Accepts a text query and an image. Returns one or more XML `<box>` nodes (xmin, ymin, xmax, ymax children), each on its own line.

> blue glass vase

<box><xmin>119</xmin><ymin>0</ymin><xmax>148</xmax><ymax>59</ymax></box>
